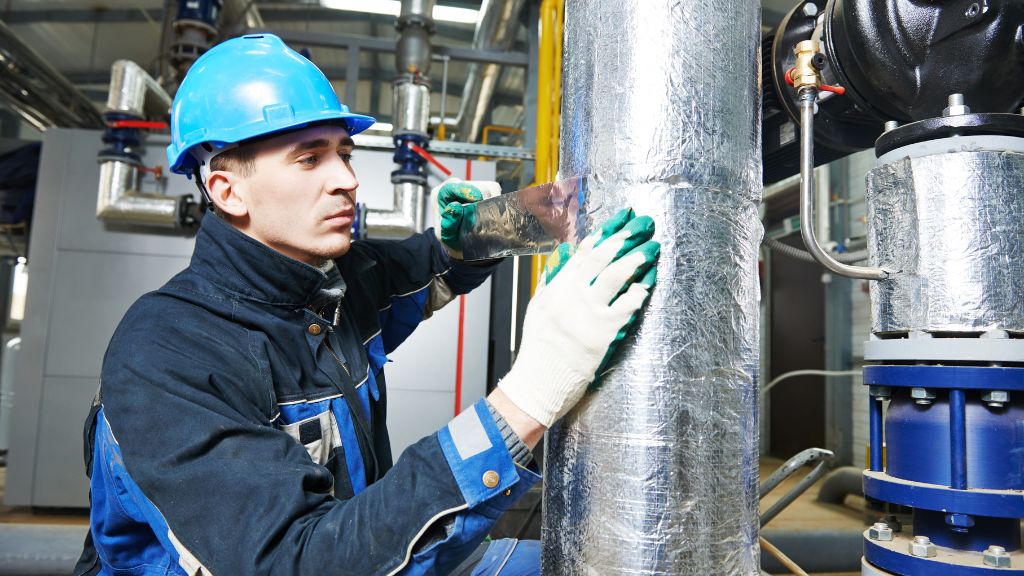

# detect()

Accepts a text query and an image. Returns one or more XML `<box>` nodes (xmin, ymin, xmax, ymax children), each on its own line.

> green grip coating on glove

<box><xmin>437</xmin><ymin>182</ymin><xmax>486</xmax><ymax>251</ymax></box>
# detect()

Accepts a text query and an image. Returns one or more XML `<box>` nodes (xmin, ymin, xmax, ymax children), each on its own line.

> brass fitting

<box><xmin>791</xmin><ymin>40</ymin><xmax>823</xmax><ymax>92</ymax></box>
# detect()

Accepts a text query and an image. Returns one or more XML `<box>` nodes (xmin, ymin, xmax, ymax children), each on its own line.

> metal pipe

<box><xmin>949</xmin><ymin>389</ymin><xmax>967</xmax><ymax>490</ymax></box>
<box><xmin>106</xmin><ymin>60</ymin><xmax>172</xmax><ymax>119</ymax></box>
<box><xmin>798</xmin><ymin>89</ymin><xmax>888</xmax><ymax>280</ymax></box>
<box><xmin>438</xmin><ymin>55</ymin><xmax>450</xmax><ymax>140</ymax></box>
<box><xmin>760</xmin><ymin>449</ymin><xmax>835</xmax><ymax>527</ymax></box>
<box><xmin>365</xmin><ymin>0</ymin><xmax>435</xmax><ymax>239</ymax></box>
<box><xmin>542</xmin><ymin>0</ymin><xmax>762</xmax><ymax>572</ymax></box>
<box><xmin>97</xmin><ymin>161</ymin><xmax>186</xmax><ymax>228</ymax></box>
<box><xmin>366</xmin><ymin>182</ymin><xmax>426</xmax><ymax>239</ymax></box>
<box><xmin>760</xmin><ymin>447</ymin><xmax>834</xmax><ymax>498</ymax></box>
<box><xmin>815</xmin><ymin>466</ymin><xmax>864</xmax><ymax>505</ymax></box>
<box><xmin>453</xmin><ymin>0</ymin><xmax>527</xmax><ymax>142</ymax></box>
<box><xmin>0</xmin><ymin>20</ymin><xmax>103</xmax><ymax>130</ymax></box>
<box><xmin>96</xmin><ymin>60</ymin><xmax>188</xmax><ymax>229</ymax></box>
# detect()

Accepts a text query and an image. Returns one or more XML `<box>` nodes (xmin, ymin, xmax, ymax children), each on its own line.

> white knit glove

<box><xmin>498</xmin><ymin>208</ymin><xmax>660</xmax><ymax>427</ymax></box>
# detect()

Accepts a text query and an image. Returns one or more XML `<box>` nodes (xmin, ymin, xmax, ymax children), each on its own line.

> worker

<box><xmin>73</xmin><ymin>34</ymin><xmax>659</xmax><ymax>576</ymax></box>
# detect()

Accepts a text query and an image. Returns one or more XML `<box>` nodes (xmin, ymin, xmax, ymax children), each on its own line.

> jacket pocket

<box><xmin>279</xmin><ymin>410</ymin><xmax>342</xmax><ymax>466</ymax></box>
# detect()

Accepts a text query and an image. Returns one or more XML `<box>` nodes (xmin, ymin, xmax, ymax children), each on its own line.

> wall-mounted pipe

<box><xmin>453</xmin><ymin>0</ymin><xmax>527</xmax><ymax>143</ymax></box>
<box><xmin>97</xmin><ymin>60</ymin><xmax>192</xmax><ymax>229</ymax></box>
<box><xmin>0</xmin><ymin>20</ymin><xmax>103</xmax><ymax>130</ymax></box>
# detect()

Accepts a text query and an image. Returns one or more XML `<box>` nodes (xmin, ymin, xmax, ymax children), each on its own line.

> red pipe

<box><xmin>453</xmin><ymin>159</ymin><xmax>473</xmax><ymax>416</ymax></box>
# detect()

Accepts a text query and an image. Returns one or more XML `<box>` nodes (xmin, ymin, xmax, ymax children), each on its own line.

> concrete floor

<box><xmin>0</xmin><ymin>460</ymin><xmax>867</xmax><ymax>575</ymax></box>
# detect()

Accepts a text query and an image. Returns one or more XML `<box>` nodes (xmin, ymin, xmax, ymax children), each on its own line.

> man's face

<box><xmin>224</xmin><ymin>124</ymin><xmax>359</xmax><ymax>266</ymax></box>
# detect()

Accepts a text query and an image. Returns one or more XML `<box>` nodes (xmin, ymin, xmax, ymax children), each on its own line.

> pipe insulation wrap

<box><xmin>867</xmin><ymin>150</ymin><xmax>1024</xmax><ymax>334</ymax></box>
<box><xmin>542</xmin><ymin>1</ymin><xmax>763</xmax><ymax>574</ymax></box>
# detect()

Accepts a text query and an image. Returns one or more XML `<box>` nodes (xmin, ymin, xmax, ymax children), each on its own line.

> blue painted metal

<box><xmin>885</xmin><ymin>396</ymin><xmax>1024</xmax><ymax>490</ymax></box>
<box><xmin>870</xmin><ymin>394</ymin><xmax>884</xmax><ymax>472</ymax></box>
<box><xmin>917</xmin><ymin>509</ymin><xmax>1020</xmax><ymax>552</ymax></box>
<box><xmin>863</xmin><ymin>471</ymin><xmax>1024</xmax><ymax>518</ymax></box>
<box><xmin>99</xmin><ymin>112</ymin><xmax>141</xmax><ymax>163</ymax></box>
<box><xmin>863</xmin><ymin>363</ymin><xmax>1023</xmax><ymax>575</ymax></box>
<box><xmin>391</xmin><ymin>133</ymin><xmax>429</xmax><ymax>184</ymax></box>
<box><xmin>949</xmin><ymin>389</ymin><xmax>968</xmax><ymax>490</ymax></box>
<box><xmin>863</xmin><ymin>365</ymin><xmax>1024</xmax><ymax>391</ymax></box>
<box><xmin>864</xmin><ymin>537</ymin><xmax>1024</xmax><ymax>576</ymax></box>
<box><xmin>175</xmin><ymin>0</ymin><xmax>221</xmax><ymax>27</ymax></box>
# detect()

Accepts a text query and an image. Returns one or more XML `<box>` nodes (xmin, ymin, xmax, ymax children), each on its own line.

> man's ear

<box><xmin>206</xmin><ymin>171</ymin><xmax>248</xmax><ymax>219</ymax></box>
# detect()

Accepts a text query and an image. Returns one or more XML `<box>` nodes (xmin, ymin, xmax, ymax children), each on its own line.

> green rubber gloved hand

<box><xmin>433</xmin><ymin>178</ymin><xmax>502</xmax><ymax>258</ymax></box>
<box><xmin>498</xmin><ymin>208</ymin><xmax>660</xmax><ymax>427</ymax></box>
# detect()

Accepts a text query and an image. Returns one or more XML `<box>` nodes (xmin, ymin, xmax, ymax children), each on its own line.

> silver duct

<box><xmin>97</xmin><ymin>60</ymin><xmax>189</xmax><ymax>229</ymax></box>
<box><xmin>453</xmin><ymin>0</ymin><xmax>526</xmax><ymax>142</ymax></box>
<box><xmin>867</xmin><ymin>139</ymin><xmax>1024</xmax><ymax>334</ymax></box>
<box><xmin>0</xmin><ymin>20</ymin><xmax>103</xmax><ymax>130</ymax></box>
<box><xmin>364</xmin><ymin>0</ymin><xmax>434</xmax><ymax>239</ymax></box>
<box><xmin>543</xmin><ymin>0</ymin><xmax>763</xmax><ymax>574</ymax></box>
<box><xmin>220</xmin><ymin>0</ymin><xmax>265</xmax><ymax>35</ymax></box>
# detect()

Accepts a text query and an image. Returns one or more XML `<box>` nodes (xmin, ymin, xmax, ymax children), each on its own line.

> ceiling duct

<box><xmin>453</xmin><ymin>0</ymin><xmax>526</xmax><ymax>142</ymax></box>
<box><xmin>0</xmin><ymin>20</ymin><xmax>103</xmax><ymax>130</ymax></box>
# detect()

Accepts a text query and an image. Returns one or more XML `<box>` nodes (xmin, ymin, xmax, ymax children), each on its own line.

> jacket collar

<box><xmin>189</xmin><ymin>212</ymin><xmax>329</xmax><ymax>306</ymax></box>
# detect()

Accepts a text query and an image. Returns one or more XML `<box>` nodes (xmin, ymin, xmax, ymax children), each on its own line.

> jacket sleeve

<box><xmin>349</xmin><ymin>230</ymin><xmax>499</xmax><ymax>354</ymax></box>
<box><xmin>99</xmin><ymin>298</ymin><xmax>538</xmax><ymax>576</ymax></box>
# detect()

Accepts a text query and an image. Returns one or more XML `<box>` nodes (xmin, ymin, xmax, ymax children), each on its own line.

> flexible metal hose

<box><xmin>763</xmin><ymin>237</ymin><xmax>868</xmax><ymax>265</ymax></box>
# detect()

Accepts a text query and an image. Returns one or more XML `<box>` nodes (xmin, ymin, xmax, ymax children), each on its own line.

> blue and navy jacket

<box><xmin>74</xmin><ymin>213</ymin><xmax>540</xmax><ymax>576</ymax></box>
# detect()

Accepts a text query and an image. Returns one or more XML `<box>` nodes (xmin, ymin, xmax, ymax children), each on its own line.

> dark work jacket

<box><xmin>74</xmin><ymin>213</ymin><xmax>539</xmax><ymax>576</ymax></box>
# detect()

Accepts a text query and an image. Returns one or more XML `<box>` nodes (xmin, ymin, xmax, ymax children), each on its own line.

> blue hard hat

<box><xmin>167</xmin><ymin>33</ymin><xmax>376</xmax><ymax>175</ymax></box>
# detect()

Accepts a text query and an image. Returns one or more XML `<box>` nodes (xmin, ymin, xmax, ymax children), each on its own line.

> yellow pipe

<box><xmin>437</xmin><ymin>124</ymin><xmax>446</xmax><ymax>141</ymax></box>
<box><xmin>482</xmin><ymin>125</ymin><xmax>525</xmax><ymax>145</ymax></box>
<box><xmin>530</xmin><ymin>0</ymin><xmax>558</xmax><ymax>295</ymax></box>
<box><xmin>534</xmin><ymin>0</ymin><xmax>555</xmax><ymax>185</ymax></box>
<box><xmin>550</xmin><ymin>0</ymin><xmax>564</xmax><ymax>178</ymax></box>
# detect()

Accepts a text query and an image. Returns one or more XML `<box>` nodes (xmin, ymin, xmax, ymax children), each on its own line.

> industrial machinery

<box><xmin>764</xmin><ymin>0</ymin><xmax>1024</xmax><ymax>573</ymax></box>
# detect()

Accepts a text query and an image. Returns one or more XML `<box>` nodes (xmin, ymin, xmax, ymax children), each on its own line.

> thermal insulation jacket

<box><xmin>867</xmin><ymin>149</ymin><xmax>1024</xmax><ymax>334</ymax></box>
<box><xmin>541</xmin><ymin>1</ymin><xmax>763</xmax><ymax>574</ymax></box>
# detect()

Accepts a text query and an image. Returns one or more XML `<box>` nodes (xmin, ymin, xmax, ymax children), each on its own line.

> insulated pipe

<box><xmin>542</xmin><ymin>1</ymin><xmax>763</xmax><ymax>573</ymax></box>
<box><xmin>363</xmin><ymin>0</ymin><xmax>434</xmax><ymax>239</ymax></box>
<box><xmin>453</xmin><ymin>0</ymin><xmax>527</xmax><ymax>142</ymax></box>
<box><xmin>97</xmin><ymin>60</ymin><xmax>190</xmax><ymax>229</ymax></box>
<box><xmin>798</xmin><ymin>89</ymin><xmax>888</xmax><ymax>280</ymax></box>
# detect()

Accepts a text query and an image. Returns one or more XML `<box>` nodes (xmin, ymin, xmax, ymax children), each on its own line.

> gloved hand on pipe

<box><xmin>498</xmin><ymin>208</ymin><xmax>660</xmax><ymax>427</ymax></box>
<box><xmin>432</xmin><ymin>177</ymin><xmax>502</xmax><ymax>259</ymax></box>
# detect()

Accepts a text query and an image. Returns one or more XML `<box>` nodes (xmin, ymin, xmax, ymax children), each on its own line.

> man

<box><xmin>74</xmin><ymin>34</ymin><xmax>659</xmax><ymax>576</ymax></box>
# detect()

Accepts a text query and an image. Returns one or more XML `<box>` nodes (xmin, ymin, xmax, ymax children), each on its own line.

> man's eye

<box><xmin>299</xmin><ymin>155</ymin><xmax>319</xmax><ymax>166</ymax></box>
<box><xmin>340</xmin><ymin>152</ymin><xmax>354</xmax><ymax>163</ymax></box>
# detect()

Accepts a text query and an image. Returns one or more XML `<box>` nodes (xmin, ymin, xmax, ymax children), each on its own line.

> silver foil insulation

<box><xmin>542</xmin><ymin>1</ymin><xmax>763</xmax><ymax>574</ymax></box>
<box><xmin>868</xmin><ymin>150</ymin><xmax>1024</xmax><ymax>335</ymax></box>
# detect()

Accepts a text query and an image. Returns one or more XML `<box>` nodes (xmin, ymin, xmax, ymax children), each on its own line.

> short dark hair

<box><xmin>206</xmin><ymin>119</ymin><xmax>350</xmax><ymax>176</ymax></box>
<box><xmin>209</xmin><ymin>144</ymin><xmax>258</xmax><ymax>176</ymax></box>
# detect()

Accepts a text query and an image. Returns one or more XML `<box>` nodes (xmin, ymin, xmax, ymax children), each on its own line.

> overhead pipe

<box><xmin>453</xmin><ymin>0</ymin><xmax>528</xmax><ymax>143</ymax></box>
<box><xmin>96</xmin><ymin>60</ymin><xmax>195</xmax><ymax>229</ymax></box>
<box><xmin>359</xmin><ymin>0</ymin><xmax>435</xmax><ymax>239</ymax></box>
<box><xmin>220</xmin><ymin>0</ymin><xmax>265</xmax><ymax>36</ymax></box>
<box><xmin>0</xmin><ymin>20</ymin><xmax>103</xmax><ymax>130</ymax></box>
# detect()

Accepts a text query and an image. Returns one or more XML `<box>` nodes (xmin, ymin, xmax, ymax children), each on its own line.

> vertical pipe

<box><xmin>869</xmin><ymin>393</ymin><xmax>883</xmax><ymax>472</ymax></box>
<box><xmin>542</xmin><ymin>1</ymin><xmax>762</xmax><ymax>573</ymax></box>
<box><xmin>949</xmin><ymin>389</ymin><xmax>967</xmax><ymax>490</ymax></box>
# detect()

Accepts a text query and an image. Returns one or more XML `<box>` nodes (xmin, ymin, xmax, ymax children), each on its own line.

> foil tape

<box><xmin>542</xmin><ymin>1</ymin><xmax>763</xmax><ymax>574</ymax></box>
<box><xmin>868</xmin><ymin>150</ymin><xmax>1024</xmax><ymax>334</ymax></box>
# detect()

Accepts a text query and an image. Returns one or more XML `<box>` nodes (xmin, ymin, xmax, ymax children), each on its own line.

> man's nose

<box><xmin>327</xmin><ymin>157</ymin><xmax>359</xmax><ymax>195</ymax></box>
